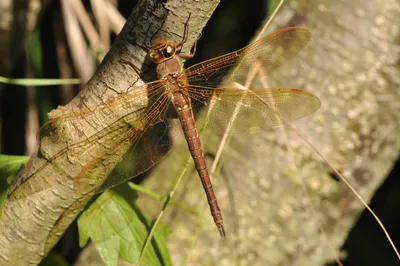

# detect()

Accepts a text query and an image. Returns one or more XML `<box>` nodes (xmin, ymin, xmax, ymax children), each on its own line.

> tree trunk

<box><xmin>0</xmin><ymin>1</ymin><xmax>219</xmax><ymax>265</ymax></box>
<box><xmin>139</xmin><ymin>0</ymin><xmax>400</xmax><ymax>265</ymax></box>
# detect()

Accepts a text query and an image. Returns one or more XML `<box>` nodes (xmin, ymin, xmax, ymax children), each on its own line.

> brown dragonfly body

<box><xmin>149</xmin><ymin>36</ymin><xmax>224</xmax><ymax>235</ymax></box>
<box><xmin>9</xmin><ymin>22</ymin><xmax>320</xmax><ymax>237</ymax></box>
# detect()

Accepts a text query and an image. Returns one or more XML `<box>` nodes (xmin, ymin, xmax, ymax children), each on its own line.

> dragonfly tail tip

<box><xmin>218</xmin><ymin>226</ymin><xmax>226</xmax><ymax>237</ymax></box>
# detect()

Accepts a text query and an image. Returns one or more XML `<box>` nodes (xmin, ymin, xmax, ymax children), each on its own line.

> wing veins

<box><xmin>9</xmin><ymin>89</ymin><xmax>171</xmax><ymax>197</ymax></box>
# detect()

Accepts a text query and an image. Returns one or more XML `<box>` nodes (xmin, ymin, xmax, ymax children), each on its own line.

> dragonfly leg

<box><xmin>178</xmin><ymin>32</ymin><xmax>202</xmax><ymax>60</ymax></box>
<box><xmin>176</xmin><ymin>13</ymin><xmax>191</xmax><ymax>49</ymax></box>
<box><xmin>176</xmin><ymin>13</ymin><xmax>202</xmax><ymax>59</ymax></box>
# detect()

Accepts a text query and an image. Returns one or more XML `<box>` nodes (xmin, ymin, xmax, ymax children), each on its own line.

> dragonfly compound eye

<box><xmin>162</xmin><ymin>45</ymin><xmax>176</xmax><ymax>58</ymax></box>
<box><xmin>149</xmin><ymin>49</ymin><xmax>165</xmax><ymax>63</ymax></box>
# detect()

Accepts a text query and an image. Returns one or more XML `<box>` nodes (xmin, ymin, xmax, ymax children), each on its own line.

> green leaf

<box><xmin>78</xmin><ymin>186</ymin><xmax>172</xmax><ymax>266</ymax></box>
<box><xmin>39</xmin><ymin>253</ymin><xmax>69</xmax><ymax>266</ymax></box>
<box><xmin>0</xmin><ymin>155</ymin><xmax>29</xmax><ymax>213</ymax></box>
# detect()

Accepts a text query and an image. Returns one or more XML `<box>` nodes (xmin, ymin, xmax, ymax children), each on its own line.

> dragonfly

<box><xmin>8</xmin><ymin>21</ymin><xmax>320</xmax><ymax>237</ymax></box>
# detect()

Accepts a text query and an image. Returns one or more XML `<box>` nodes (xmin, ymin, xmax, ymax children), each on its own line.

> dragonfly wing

<box><xmin>182</xmin><ymin>27</ymin><xmax>311</xmax><ymax>88</ymax></box>
<box><xmin>38</xmin><ymin>81</ymin><xmax>163</xmax><ymax>160</ymax></box>
<box><xmin>9</xmin><ymin>81</ymin><xmax>177</xmax><ymax>200</ymax></box>
<box><xmin>77</xmin><ymin>113</ymin><xmax>176</xmax><ymax>194</ymax></box>
<box><xmin>189</xmin><ymin>86</ymin><xmax>321</xmax><ymax>132</ymax></box>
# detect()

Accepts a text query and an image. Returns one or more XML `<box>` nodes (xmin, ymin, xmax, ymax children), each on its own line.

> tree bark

<box><xmin>138</xmin><ymin>0</ymin><xmax>400</xmax><ymax>265</ymax></box>
<box><xmin>0</xmin><ymin>1</ymin><xmax>219</xmax><ymax>265</ymax></box>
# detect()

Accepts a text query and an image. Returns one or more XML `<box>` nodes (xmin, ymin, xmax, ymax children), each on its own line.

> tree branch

<box><xmin>0</xmin><ymin>1</ymin><xmax>219</xmax><ymax>265</ymax></box>
<box><xmin>138</xmin><ymin>0</ymin><xmax>400</xmax><ymax>265</ymax></box>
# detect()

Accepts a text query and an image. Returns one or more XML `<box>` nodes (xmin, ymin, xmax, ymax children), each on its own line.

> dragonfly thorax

<box><xmin>155</xmin><ymin>56</ymin><xmax>183</xmax><ymax>79</ymax></box>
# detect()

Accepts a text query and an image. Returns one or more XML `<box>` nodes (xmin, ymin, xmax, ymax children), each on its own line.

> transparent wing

<box><xmin>37</xmin><ymin>81</ymin><xmax>165</xmax><ymax>160</ymax></box>
<box><xmin>8</xmin><ymin>81</ymin><xmax>177</xmax><ymax>200</ymax></box>
<box><xmin>189</xmin><ymin>86</ymin><xmax>320</xmax><ymax>132</ymax></box>
<box><xmin>9</xmin><ymin>27</ymin><xmax>315</xmax><ymax>200</ymax></box>
<box><xmin>182</xmin><ymin>27</ymin><xmax>311</xmax><ymax>88</ymax></box>
<box><xmin>74</xmin><ymin>95</ymin><xmax>176</xmax><ymax>194</ymax></box>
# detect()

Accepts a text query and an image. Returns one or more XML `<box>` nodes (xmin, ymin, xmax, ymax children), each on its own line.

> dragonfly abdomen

<box><xmin>173</xmin><ymin>92</ymin><xmax>225</xmax><ymax>236</ymax></box>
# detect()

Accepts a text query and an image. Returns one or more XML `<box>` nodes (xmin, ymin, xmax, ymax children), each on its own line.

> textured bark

<box><xmin>0</xmin><ymin>1</ymin><xmax>219</xmax><ymax>265</ymax></box>
<box><xmin>138</xmin><ymin>0</ymin><xmax>400</xmax><ymax>265</ymax></box>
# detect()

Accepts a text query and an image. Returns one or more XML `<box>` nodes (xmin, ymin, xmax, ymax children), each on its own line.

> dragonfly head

<box><xmin>149</xmin><ymin>37</ymin><xmax>177</xmax><ymax>63</ymax></box>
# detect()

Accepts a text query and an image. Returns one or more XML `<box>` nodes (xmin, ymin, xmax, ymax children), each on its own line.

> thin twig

<box><xmin>137</xmin><ymin>154</ymin><xmax>192</xmax><ymax>265</ymax></box>
<box><xmin>61</xmin><ymin>0</ymin><xmax>94</xmax><ymax>84</ymax></box>
<box><xmin>292</xmin><ymin>126</ymin><xmax>400</xmax><ymax>260</ymax></box>
<box><xmin>105</xmin><ymin>1</ymin><xmax>126</xmax><ymax>34</ymax></box>
<box><xmin>91</xmin><ymin>0</ymin><xmax>110</xmax><ymax>54</ymax></box>
<box><xmin>257</xmin><ymin>67</ymin><xmax>344</xmax><ymax>266</ymax></box>
<box><xmin>255</xmin><ymin>0</ymin><xmax>284</xmax><ymax>40</ymax></box>
<box><xmin>210</xmin><ymin>0</ymin><xmax>285</xmax><ymax>175</ymax></box>
<box><xmin>69</xmin><ymin>0</ymin><xmax>104</xmax><ymax>59</ymax></box>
